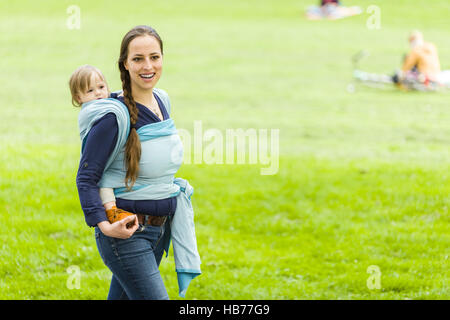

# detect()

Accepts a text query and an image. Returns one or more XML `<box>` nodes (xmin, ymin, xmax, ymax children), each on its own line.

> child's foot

<box><xmin>106</xmin><ymin>206</ymin><xmax>136</xmax><ymax>228</ymax></box>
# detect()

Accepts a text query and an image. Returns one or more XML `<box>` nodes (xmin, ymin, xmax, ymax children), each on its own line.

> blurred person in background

<box><xmin>354</xmin><ymin>30</ymin><xmax>449</xmax><ymax>91</ymax></box>
<box><xmin>393</xmin><ymin>30</ymin><xmax>441</xmax><ymax>85</ymax></box>
<box><xmin>306</xmin><ymin>0</ymin><xmax>361</xmax><ymax>20</ymax></box>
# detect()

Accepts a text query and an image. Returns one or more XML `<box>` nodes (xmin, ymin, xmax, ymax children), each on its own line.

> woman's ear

<box><xmin>124</xmin><ymin>60</ymin><xmax>129</xmax><ymax>71</ymax></box>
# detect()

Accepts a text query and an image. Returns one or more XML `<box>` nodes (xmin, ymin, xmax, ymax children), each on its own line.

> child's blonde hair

<box><xmin>69</xmin><ymin>65</ymin><xmax>109</xmax><ymax>107</ymax></box>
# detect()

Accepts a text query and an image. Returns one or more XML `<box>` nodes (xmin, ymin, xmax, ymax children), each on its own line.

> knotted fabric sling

<box><xmin>78</xmin><ymin>88</ymin><xmax>201</xmax><ymax>298</ymax></box>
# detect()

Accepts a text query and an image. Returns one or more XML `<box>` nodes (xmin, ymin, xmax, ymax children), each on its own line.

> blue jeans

<box><xmin>95</xmin><ymin>219</ymin><xmax>171</xmax><ymax>300</ymax></box>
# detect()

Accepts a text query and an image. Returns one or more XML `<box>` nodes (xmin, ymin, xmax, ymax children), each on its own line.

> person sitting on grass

<box><xmin>392</xmin><ymin>30</ymin><xmax>441</xmax><ymax>86</ymax></box>
<box><xmin>353</xmin><ymin>31</ymin><xmax>449</xmax><ymax>91</ymax></box>
<box><xmin>306</xmin><ymin>0</ymin><xmax>361</xmax><ymax>20</ymax></box>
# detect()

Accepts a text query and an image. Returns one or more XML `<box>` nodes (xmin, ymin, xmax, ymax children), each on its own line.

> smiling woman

<box><xmin>123</xmin><ymin>34</ymin><xmax>164</xmax><ymax>119</ymax></box>
<box><xmin>75</xmin><ymin>25</ymin><xmax>201</xmax><ymax>300</ymax></box>
<box><xmin>118</xmin><ymin>26</ymin><xmax>166</xmax><ymax>187</ymax></box>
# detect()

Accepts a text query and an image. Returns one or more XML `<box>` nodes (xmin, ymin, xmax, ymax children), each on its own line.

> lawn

<box><xmin>0</xmin><ymin>0</ymin><xmax>448</xmax><ymax>299</ymax></box>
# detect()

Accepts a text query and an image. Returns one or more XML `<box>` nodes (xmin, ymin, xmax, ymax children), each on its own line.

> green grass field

<box><xmin>0</xmin><ymin>0</ymin><xmax>449</xmax><ymax>299</ymax></box>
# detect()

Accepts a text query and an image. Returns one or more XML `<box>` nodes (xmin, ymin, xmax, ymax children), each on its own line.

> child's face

<box><xmin>77</xmin><ymin>72</ymin><xmax>109</xmax><ymax>104</ymax></box>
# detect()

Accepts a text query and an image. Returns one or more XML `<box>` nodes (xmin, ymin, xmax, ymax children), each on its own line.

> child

<box><xmin>69</xmin><ymin>65</ymin><xmax>135</xmax><ymax>226</ymax></box>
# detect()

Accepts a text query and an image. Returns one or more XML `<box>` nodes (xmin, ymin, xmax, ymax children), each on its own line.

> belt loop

<box><xmin>143</xmin><ymin>215</ymin><xmax>149</xmax><ymax>226</ymax></box>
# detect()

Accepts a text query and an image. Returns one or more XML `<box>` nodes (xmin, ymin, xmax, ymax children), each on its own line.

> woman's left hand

<box><xmin>98</xmin><ymin>215</ymin><xmax>139</xmax><ymax>239</ymax></box>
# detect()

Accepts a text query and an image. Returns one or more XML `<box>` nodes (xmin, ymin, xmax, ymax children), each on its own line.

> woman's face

<box><xmin>124</xmin><ymin>35</ymin><xmax>163</xmax><ymax>93</ymax></box>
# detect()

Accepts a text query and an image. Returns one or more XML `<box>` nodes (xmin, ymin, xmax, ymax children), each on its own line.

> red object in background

<box><xmin>321</xmin><ymin>0</ymin><xmax>340</xmax><ymax>5</ymax></box>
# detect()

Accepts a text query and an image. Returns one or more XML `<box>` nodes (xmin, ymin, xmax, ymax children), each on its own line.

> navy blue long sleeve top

<box><xmin>76</xmin><ymin>92</ymin><xmax>177</xmax><ymax>227</ymax></box>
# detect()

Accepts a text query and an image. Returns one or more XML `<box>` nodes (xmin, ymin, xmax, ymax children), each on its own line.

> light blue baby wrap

<box><xmin>78</xmin><ymin>88</ymin><xmax>201</xmax><ymax>298</ymax></box>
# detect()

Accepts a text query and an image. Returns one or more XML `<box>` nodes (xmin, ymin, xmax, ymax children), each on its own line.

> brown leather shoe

<box><xmin>106</xmin><ymin>206</ymin><xmax>136</xmax><ymax>228</ymax></box>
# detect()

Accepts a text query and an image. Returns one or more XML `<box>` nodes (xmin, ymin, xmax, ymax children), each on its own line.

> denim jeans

<box><xmin>95</xmin><ymin>219</ymin><xmax>171</xmax><ymax>300</ymax></box>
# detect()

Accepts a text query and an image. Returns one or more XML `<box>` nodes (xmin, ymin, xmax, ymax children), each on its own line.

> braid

<box><xmin>120</xmin><ymin>69</ymin><xmax>141</xmax><ymax>190</ymax></box>
<box><xmin>121</xmin><ymin>72</ymin><xmax>139</xmax><ymax>126</ymax></box>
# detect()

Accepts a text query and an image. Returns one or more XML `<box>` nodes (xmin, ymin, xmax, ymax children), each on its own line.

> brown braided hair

<box><xmin>118</xmin><ymin>25</ymin><xmax>163</xmax><ymax>190</ymax></box>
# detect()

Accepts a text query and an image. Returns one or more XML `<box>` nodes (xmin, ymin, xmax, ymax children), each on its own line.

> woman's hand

<box><xmin>97</xmin><ymin>215</ymin><xmax>139</xmax><ymax>239</ymax></box>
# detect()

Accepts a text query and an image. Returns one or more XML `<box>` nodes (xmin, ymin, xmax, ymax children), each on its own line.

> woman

<box><xmin>76</xmin><ymin>25</ymin><xmax>200</xmax><ymax>300</ymax></box>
